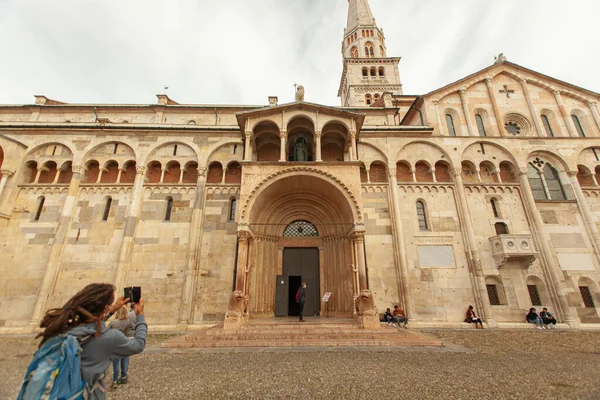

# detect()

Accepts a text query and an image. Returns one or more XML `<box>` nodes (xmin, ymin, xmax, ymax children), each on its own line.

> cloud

<box><xmin>0</xmin><ymin>0</ymin><xmax>598</xmax><ymax>106</ymax></box>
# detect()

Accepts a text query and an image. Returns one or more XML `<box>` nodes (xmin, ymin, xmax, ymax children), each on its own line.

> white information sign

<box><xmin>322</xmin><ymin>292</ymin><xmax>332</xmax><ymax>302</ymax></box>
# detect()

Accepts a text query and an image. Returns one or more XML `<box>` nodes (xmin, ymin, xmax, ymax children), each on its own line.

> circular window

<box><xmin>505</xmin><ymin>122</ymin><xmax>521</xmax><ymax>136</ymax></box>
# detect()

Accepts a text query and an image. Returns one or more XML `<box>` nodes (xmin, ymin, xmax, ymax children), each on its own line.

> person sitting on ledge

<box><xmin>384</xmin><ymin>308</ymin><xmax>395</xmax><ymax>326</ymax></box>
<box><xmin>393</xmin><ymin>305</ymin><xmax>408</xmax><ymax>329</ymax></box>
<box><xmin>539</xmin><ymin>307</ymin><xmax>557</xmax><ymax>329</ymax></box>
<box><xmin>464</xmin><ymin>305</ymin><xmax>484</xmax><ymax>329</ymax></box>
<box><xmin>526</xmin><ymin>307</ymin><xmax>544</xmax><ymax>329</ymax></box>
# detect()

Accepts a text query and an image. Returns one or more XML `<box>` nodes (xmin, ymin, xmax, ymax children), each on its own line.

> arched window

<box><xmin>490</xmin><ymin>198</ymin><xmax>500</xmax><ymax>218</ymax></box>
<box><xmin>373</xmin><ymin>94</ymin><xmax>380</xmax><ymax>102</ymax></box>
<box><xmin>369</xmin><ymin>67</ymin><xmax>376</xmax><ymax>77</ymax></box>
<box><xmin>365</xmin><ymin>94</ymin><xmax>372</xmax><ymax>105</ymax></box>
<box><xmin>34</xmin><ymin>196</ymin><xmax>45</xmax><ymax>221</ymax></box>
<box><xmin>416</xmin><ymin>201</ymin><xmax>428</xmax><ymax>231</ymax></box>
<box><xmin>445</xmin><ymin>114</ymin><xmax>456</xmax><ymax>136</ymax></box>
<box><xmin>229</xmin><ymin>198</ymin><xmax>237</xmax><ymax>222</ymax></box>
<box><xmin>541</xmin><ymin>115</ymin><xmax>555</xmax><ymax>137</ymax></box>
<box><xmin>579</xmin><ymin>285</ymin><xmax>595</xmax><ymax>308</ymax></box>
<box><xmin>572</xmin><ymin>115</ymin><xmax>586</xmax><ymax>137</ymax></box>
<box><xmin>283</xmin><ymin>220</ymin><xmax>319</xmax><ymax>237</ymax></box>
<box><xmin>475</xmin><ymin>114</ymin><xmax>487</xmax><ymax>137</ymax></box>
<box><xmin>102</xmin><ymin>197</ymin><xmax>112</xmax><ymax>221</ymax></box>
<box><xmin>365</xmin><ymin>42</ymin><xmax>374</xmax><ymax>58</ymax></box>
<box><xmin>378</xmin><ymin>67</ymin><xmax>385</xmax><ymax>77</ymax></box>
<box><xmin>543</xmin><ymin>164</ymin><xmax>566</xmax><ymax>200</ymax></box>
<box><xmin>165</xmin><ymin>197</ymin><xmax>173</xmax><ymax>221</ymax></box>
<box><xmin>350</xmin><ymin>47</ymin><xmax>358</xmax><ymax>58</ymax></box>
<box><xmin>362</xmin><ymin>68</ymin><xmax>368</xmax><ymax>77</ymax></box>
<box><xmin>527</xmin><ymin>162</ymin><xmax>566</xmax><ymax>201</ymax></box>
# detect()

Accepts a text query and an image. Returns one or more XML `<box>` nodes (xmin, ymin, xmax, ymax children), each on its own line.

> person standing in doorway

<box><xmin>298</xmin><ymin>282</ymin><xmax>307</xmax><ymax>322</ymax></box>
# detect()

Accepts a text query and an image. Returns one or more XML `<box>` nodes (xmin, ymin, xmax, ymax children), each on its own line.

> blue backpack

<box><xmin>17</xmin><ymin>334</ymin><xmax>89</xmax><ymax>400</ymax></box>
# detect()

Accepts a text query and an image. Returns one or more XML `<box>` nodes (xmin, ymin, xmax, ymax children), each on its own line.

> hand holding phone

<box><xmin>123</xmin><ymin>287</ymin><xmax>142</xmax><ymax>303</ymax></box>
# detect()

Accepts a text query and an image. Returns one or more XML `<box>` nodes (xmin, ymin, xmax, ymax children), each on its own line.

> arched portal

<box><xmin>241</xmin><ymin>173</ymin><xmax>362</xmax><ymax>319</ymax></box>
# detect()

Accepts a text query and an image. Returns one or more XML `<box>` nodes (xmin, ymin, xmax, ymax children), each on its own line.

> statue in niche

<box><xmin>294</xmin><ymin>137</ymin><xmax>308</xmax><ymax>161</ymax></box>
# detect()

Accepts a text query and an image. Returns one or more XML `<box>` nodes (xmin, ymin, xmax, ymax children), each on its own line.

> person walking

<box><xmin>108</xmin><ymin>306</ymin><xmax>136</xmax><ymax>388</ymax></box>
<box><xmin>298</xmin><ymin>282</ymin><xmax>307</xmax><ymax>322</ymax></box>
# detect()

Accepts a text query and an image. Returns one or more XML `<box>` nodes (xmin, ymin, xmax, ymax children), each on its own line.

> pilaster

<box><xmin>485</xmin><ymin>78</ymin><xmax>504</xmax><ymax>136</ymax></box>
<box><xmin>459</xmin><ymin>89</ymin><xmax>475</xmax><ymax>136</ymax></box>
<box><xmin>554</xmin><ymin>91</ymin><xmax>578</xmax><ymax>137</ymax></box>
<box><xmin>520</xmin><ymin>79</ymin><xmax>545</xmax><ymax>137</ymax></box>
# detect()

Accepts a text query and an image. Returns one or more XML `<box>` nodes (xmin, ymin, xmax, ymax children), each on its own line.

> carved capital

<box><xmin>459</xmin><ymin>89</ymin><xmax>467</xmax><ymax>95</ymax></box>
<box><xmin>452</xmin><ymin>168</ymin><xmax>462</xmax><ymax>177</ymax></box>
<box><xmin>0</xmin><ymin>169</ymin><xmax>15</xmax><ymax>177</ymax></box>
<box><xmin>315</xmin><ymin>130</ymin><xmax>322</xmax><ymax>138</ymax></box>
<box><xmin>432</xmin><ymin>99</ymin><xmax>439</xmax><ymax>106</ymax></box>
<box><xmin>519</xmin><ymin>78</ymin><xmax>528</xmax><ymax>84</ymax></box>
<box><xmin>237</xmin><ymin>230</ymin><xmax>251</xmax><ymax>243</ymax></box>
<box><xmin>279</xmin><ymin>130</ymin><xmax>287</xmax><ymax>139</ymax></box>
<box><xmin>135</xmin><ymin>166</ymin><xmax>146</xmax><ymax>175</ymax></box>
<box><xmin>588</xmin><ymin>101</ymin><xmax>597</xmax><ymax>108</ymax></box>
<box><xmin>71</xmin><ymin>165</ymin><xmax>83</xmax><ymax>174</ymax></box>
<box><xmin>484</xmin><ymin>77</ymin><xmax>493</xmax><ymax>85</ymax></box>
<box><xmin>244</xmin><ymin>130</ymin><xmax>252</xmax><ymax>138</ymax></box>
<box><xmin>197</xmin><ymin>167</ymin><xmax>207</xmax><ymax>177</ymax></box>
<box><xmin>350</xmin><ymin>131</ymin><xmax>357</xmax><ymax>139</ymax></box>
<box><xmin>567</xmin><ymin>170</ymin><xmax>578</xmax><ymax>178</ymax></box>
<box><xmin>553</xmin><ymin>90</ymin><xmax>561</xmax><ymax>97</ymax></box>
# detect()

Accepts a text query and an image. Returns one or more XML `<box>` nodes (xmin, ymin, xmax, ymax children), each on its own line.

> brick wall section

<box><xmin>38</xmin><ymin>162</ymin><xmax>58</xmax><ymax>184</ymax></box>
<box><xmin>499</xmin><ymin>162</ymin><xmax>518</xmax><ymax>183</ymax></box>
<box><xmin>207</xmin><ymin>163</ymin><xmax>223</xmax><ymax>184</ymax></box>
<box><xmin>369</xmin><ymin>162</ymin><xmax>387</xmax><ymax>182</ymax></box>
<box><xmin>182</xmin><ymin>163</ymin><xmax>198</xmax><ymax>183</ymax></box>
<box><xmin>435</xmin><ymin>162</ymin><xmax>452</xmax><ymax>182</ymax></box>
<box><xmin>100</xmin><ymin>162</ymin><xmax>119</xmax><ymax>183</ymax></box>
<box><xmin>322</xmin><ymin>143</ymin><xmax>343</xmax><ymax>161</ymax></box>
<box><xmin>396</xmin><ymin>162</ymin><xmax>412</xmax><ymax>182</ymax></box>
<box><xmin>257</xmin><ymin>144</ymin><xmax>280</xmax><ymax>161</ymax></box>
<box><xmin>58</xmin><ymin>166</ymin><xmax>73</xmax><ymax>184</ymax></box>
<box><xmin>225</xmin><ymin>163</ymin><xmax>242</xmax><ymax>184</ymax></box>
<box><xmin>85</xmin><ymin>162</ymin><xmax>100</xmax><ymax>183</ymax></box>
<box><xmin>120</xmin><ymin>162</ymin><xmax>136</xmax><ymax>184</ymax></box>
<box><xmin>415</xmin><ymin>162</ymin><xmax>432</xmax><ymax>182</ymax></box>
<box><xmin>146</xmin><ymin>162</ymin><xmax>162</xmax><ymax>183</ymax></box>
<box><xmin>577</xmin><ymin>168</ymin><xmax>595</xmax><ymax>186</ymax></box>
<box><xmin>163</xmin><ymin>163</ymin><xmax>181</xmax><ymax>183</ymax></box>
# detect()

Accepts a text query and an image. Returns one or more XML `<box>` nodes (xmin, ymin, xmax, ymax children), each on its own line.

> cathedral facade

<box><xmin>1</xmin><ymin>0</ymin><xmax>600</xmax><ymax>331</ymax></box>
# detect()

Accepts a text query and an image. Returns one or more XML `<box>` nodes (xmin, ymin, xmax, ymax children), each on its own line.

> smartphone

<box><xmin>131</xmin><ymin>286</ymin><xmax>141</xmax><ymax>303</ymax></box>
<box><xmin>123</xmin><ymin>286</ymin><xmax>142</xmax><ymax>303</ymax></box>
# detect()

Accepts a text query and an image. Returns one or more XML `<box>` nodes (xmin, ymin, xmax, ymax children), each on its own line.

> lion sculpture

<box><xmin>224</xmin><ymin>290</ymin><xmax>248</xmax><ymax>329</ymax></box>
<box><xmin>355</xmin><ymin>289</ymin><xmax>377</xmax><ymax>317</ymax></box>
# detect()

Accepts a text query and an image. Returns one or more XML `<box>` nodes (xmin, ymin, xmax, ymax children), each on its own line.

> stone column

<box><xmin>388</xmin><ymin>171</ymin><xmax>415</xmax><ymax>318</ymax></box>
<box><xmin>485</xmin><ymin>78</ymin><xmax>504</xmax><ymax>136</ymax></box>
<box><xmin>30</xmin><ymin>165</ymin><xmax>83</xmax><ymax>327</ymax></box>
<box><xmin>0</xmin><ymin>170</ymin><xmax>14</xmax><ymax>204</ymax></box>
<box><xmin>518</xmin><ymin>171</ymin><xmax>578</xmax><ymax>325</ymax></box>
<box><xmin>453</xmin><ymin>169</ymin><xmax>495</xmax><ymax>325</ymax></box>
<box><xmin>588</xmin><ymin>102</ymin><xmax>600</xmax><ymax>132</ymax></box>
<box><xmin>350</xmin><ymin>131</ymin><xmax>357</xmax><ymax>161</ymax></box>
<box><xmin>520</xmin><ymin>79</ymin><xmax>545</xmax><ymax>137</ymax></box>
<box><xmin>432</xmin><ymin>100</ymin><xmax>445</xmax><ymax>136</ymax></box>
<box><xmin>353</xmin><ymin>231</ymin><xmax>367</xmax><ymax>290</ymax></box>
<box><xmin>235</xmin><ymin>231</ymin><xmax>251</xmax><ymax>292</ymax></box>
<box><xmin>33</xmin><ymin>168</ymin><xmax>42</xmax><ymax>184</ymax></box>
<box><xmin>459</xmin><ymin>89</ymin><xmax>475</xmax><ymax>136</ymax></box>
<box><xmin>116</xmin><ymin>169</ymin><xmax>123</xmax><ymax>184</ymax></box>
<box><xmin>568</xmin><ymin>171</ymin><xmax>600</xmax><ymax>257</ymax></box>
<box><xmin>114</xmin><ymin>167</ymin><xmax>146</xmax><ymax>291</ymax></box>
<box><xmin>315</xmin><ymin>131</ymin><xmax>322</xmax><ymax>162</ymax></box>
<box><xmin>279</xmin><ymin>130</ymin><xmax>287</xmax><ymax>162</ymax></box>
<box><xmin>554</xmin><ymin>91</ymin><xmax>578</xmax><ymax>137</ymax></box>
<box><xmin>244</xmin><ymin>130</ymin><xmax>253</xmax><ymax>161</ymax></box>
<box><xmin>179</xmin><ymin>167</ymin><xmax>208</xmax><ymax>324</ymax></box>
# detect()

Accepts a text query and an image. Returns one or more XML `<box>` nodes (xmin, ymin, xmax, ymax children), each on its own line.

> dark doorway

<box><xmin>280</xmin><ymin>248</ymin><xmax>320</xmax><ymax>317</ymax></box>
<box><xmin>288</xmin><ymin>276</ymin><xmax>302</xmax><ymax>316</ymax></box>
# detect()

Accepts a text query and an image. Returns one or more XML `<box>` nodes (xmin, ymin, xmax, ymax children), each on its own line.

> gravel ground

<box><xmin>1</xmin><ymin>330</ymin><xmax>599</xmax><ymax>400</ymax></box>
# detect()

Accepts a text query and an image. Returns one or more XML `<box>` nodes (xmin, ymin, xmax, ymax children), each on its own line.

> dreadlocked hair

<box><xmin>37</xmin><ymin>283</ymin><xmax>116</xmax><ymax>347</ymax></box>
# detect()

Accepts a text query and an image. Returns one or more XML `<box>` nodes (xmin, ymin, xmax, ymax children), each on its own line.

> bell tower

<box><xmin>338</xmin><ymin>0</ymin><xmax>403</xmax><ymax>107</ymax></box>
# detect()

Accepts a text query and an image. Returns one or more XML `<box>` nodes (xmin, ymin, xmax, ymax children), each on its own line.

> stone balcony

<box><xmin>489</xmin><ymin>234</ymin><xmax>538</xmax><ymax>267</ymax></box>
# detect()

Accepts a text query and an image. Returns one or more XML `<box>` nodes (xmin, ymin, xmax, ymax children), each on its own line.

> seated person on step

<box><xmin>539</xmin><ymin>307</ymin><xmax>557</xmax><ymax>329</ymax></box>
<box><xmin>464</xmin><ymin>305</ymin><xmax>484</xmax><ymax>329</ymax></box>
<box><xmin>384</xmin><ymin>308</ymin><xmax>395</xmax><ymax>325</ymax></box>
<box><xmin>393</xmin><ymin>305</ymin><xmax>408</xmax><ymax>328</ymax></box>
<box><xmin>526</xmin><ymin>307</ymin><xmax>544</xmax><ymax>329</ymax></box>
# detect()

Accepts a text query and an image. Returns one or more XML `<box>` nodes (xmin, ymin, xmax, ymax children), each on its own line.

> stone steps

<box><xmin>160</xmin><ymin>322</ymin><xmax>443</xmax><ymax>349</ymax></box>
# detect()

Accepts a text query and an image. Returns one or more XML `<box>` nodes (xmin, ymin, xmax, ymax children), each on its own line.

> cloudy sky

<box><xmin>1</xmin><ymin>0</ymin><xmax>598</xmax><ymax>106</ymax></box>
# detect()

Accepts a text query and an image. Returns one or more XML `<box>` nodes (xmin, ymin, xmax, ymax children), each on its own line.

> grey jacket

<box><xmin>68</xmin><ymin>314</ymin><xmax>147</xmax><ymax>400</ymax></box>
<box><xmin>108</xmin><ymin>310</ymin><xmax>136</xmax><ymax>337</ymax></box>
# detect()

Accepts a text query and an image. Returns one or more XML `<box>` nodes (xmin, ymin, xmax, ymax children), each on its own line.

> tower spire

<box><xmin>339</xmin><ymin>0</ymin><xmax>403</xmax><ymax>106</ymax></box>
<box><xmin>346</xmin><ymin>0</ymin><xmax>376</xmax><ymax>32</ymax></box>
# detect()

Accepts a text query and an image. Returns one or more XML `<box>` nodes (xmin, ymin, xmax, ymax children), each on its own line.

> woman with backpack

<box><xmin>18</xmin><ymin>283</ymin><xmax>147</xmax><ymax>400</ymax></box>
<box><xmin>108</xmin><ymin>306</ymin><xmax>136</xmax><ymax>389</ymax></box>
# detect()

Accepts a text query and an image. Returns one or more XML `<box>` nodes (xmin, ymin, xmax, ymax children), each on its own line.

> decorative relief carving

<box><xmin>143</xmin><ymin>186</ymin><xmax>196</xmax><ymax>195</ymax></box>
<box><xmin>463</xmin><ymin>186</ymin><xmax>518</xmax><ymax>195</ymax></box>
<box><xmin>206</xmin><ymin>186</ymin><xmax>241</xmax><ymax>195</ymax></box>
<box><xmin>361</xmin><ymin>185</ymin><xmax>388</xmax><ymax>193</ymax></box>
<box><xmin>80</xmin><ymin>186</ymin><xmax>133</xmax><ymax>195</ymax></box>
<box><xmin>240</xmin><ymin>167</ymin><xmax>362</xmax><ymax>222</ymax></box>
<box><xmin>18</xmin><ymin>186</ymin><xmax>69</xmax><ymax>195</ymax></box>
<box><xmin>398</xmin><ymin>185</ymin><xmax>453</xmax><ymax>194</ymax></box>
<box><xmin>1</xmin><ymin>170</ymin><xmax>15</xmax><ymax>177</ymax></box>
